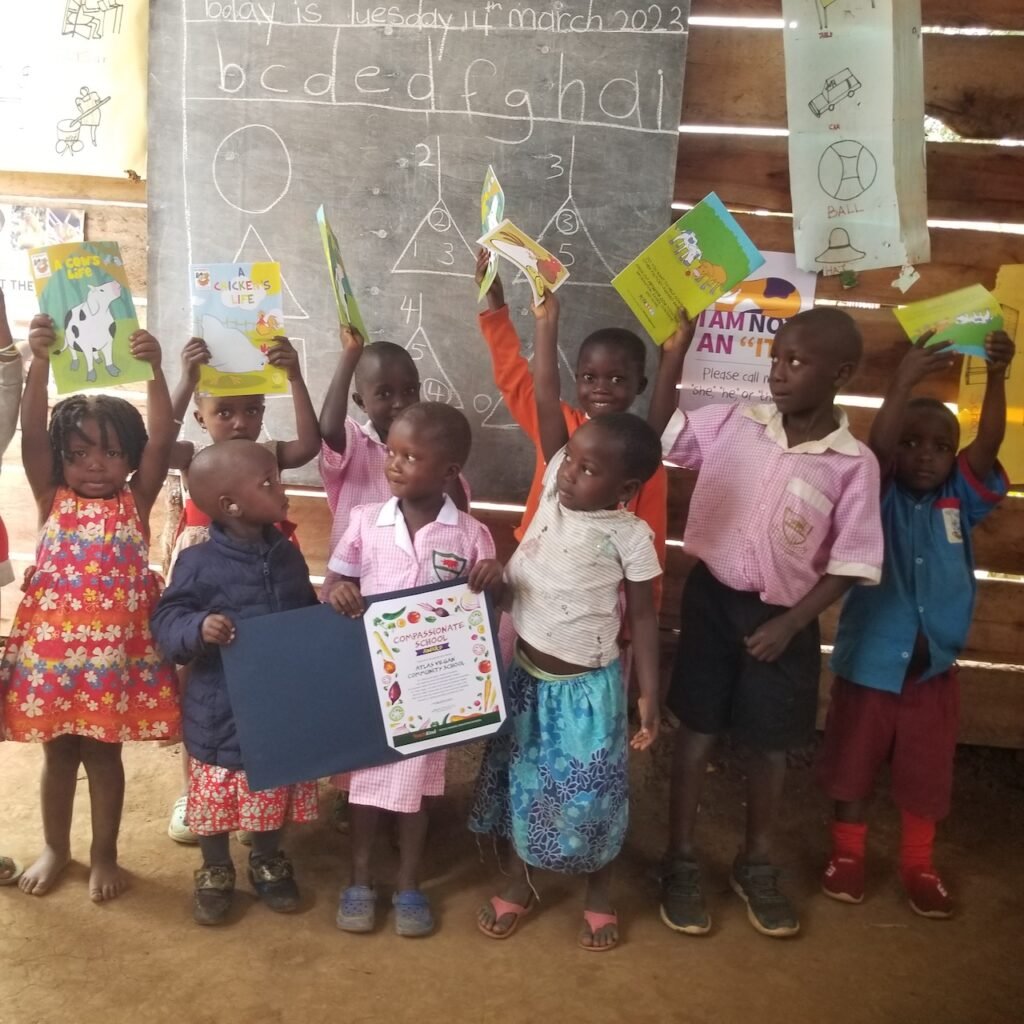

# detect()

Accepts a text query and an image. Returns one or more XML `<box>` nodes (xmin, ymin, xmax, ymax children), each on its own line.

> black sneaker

<box><xmin>730</xmin><ymin>859</ymin><xmax>800</xmax><ymax>938</ymax></box>
<box><xmin>659</xmin><ymin>856</ymin><xmax>711</xmax><ymax>935</ymax></box>
<box><xmin>193</xmin><ymin>863</ymin><xmax>235</xmax><ymax>926</ymax></box>
<box><xmin>248</xmin><ymin>851</ymin><xmax>300</xmax><ymax>913</ymax></box>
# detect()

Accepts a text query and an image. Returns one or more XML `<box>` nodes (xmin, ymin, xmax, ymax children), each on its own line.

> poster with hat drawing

<box><xmin>781</xmin><ymin>0</ymin><xmax>930</xmax><ymax>276</ymax></box>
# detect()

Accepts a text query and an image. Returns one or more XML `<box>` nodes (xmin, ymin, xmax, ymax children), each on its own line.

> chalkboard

<box><xmin>148</xmin><ymin>1</ymin><xmax>689</xmax><ymax>496</ymax></box>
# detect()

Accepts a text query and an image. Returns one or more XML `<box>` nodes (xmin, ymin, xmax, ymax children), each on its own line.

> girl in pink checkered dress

<box><xmin>326</xmin><ymin>402</ymin><xmax>502</xmax><ymax>937</ymax></box>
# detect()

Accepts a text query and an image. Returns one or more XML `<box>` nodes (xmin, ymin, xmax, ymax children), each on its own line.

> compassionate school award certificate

<box><xmin>364</xmin><ymin>582</ymin><xmax>506</xmax><ymax>756</ymax></box>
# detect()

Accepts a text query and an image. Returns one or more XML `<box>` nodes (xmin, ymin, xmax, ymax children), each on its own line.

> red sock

<box><xmin>900</xmin><ymin>810</ymin><xmax>936</xmax><ymax>882</ymax></box>
<box><xmin>831</xmin><ymin>820</ymin><xmax>867</xmax><ymax>860</ymax></box>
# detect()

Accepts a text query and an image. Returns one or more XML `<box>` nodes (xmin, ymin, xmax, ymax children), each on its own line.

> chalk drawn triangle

<box><xmin>478</xmin><ymin>346</ymin><xmax>574</xmax><ymax>429</ymax></box>
<box><xmin>405</xmin><ymin>321</ymin><xmax>464</xmax><ymax>409</ymax></box>
<box><xmin>232</xmin><ymin>224</ymin><xmax>309</xmax><ymax>320</ymax></box>
<box><xmin>513</xmin><ymin>197</ymin><xmax>615</xmax><ymax>291</ymax></box>
<box><xmin>391</xmin><ymin>199</ymin><xmax>475</xmax><ymax>279</ymax></box>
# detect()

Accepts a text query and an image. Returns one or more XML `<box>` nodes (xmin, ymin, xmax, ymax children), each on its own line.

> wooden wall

<box><xmin>1</xmin><ymin>0</ymin><xmax>1022</xmax><ymax>745</ymax></box>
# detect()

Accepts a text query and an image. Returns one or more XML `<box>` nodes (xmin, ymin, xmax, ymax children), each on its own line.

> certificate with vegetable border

<box><xmin>366</xmin><ymin>582</ymin><xmax>506</xmax><ymax>756</ymax></box>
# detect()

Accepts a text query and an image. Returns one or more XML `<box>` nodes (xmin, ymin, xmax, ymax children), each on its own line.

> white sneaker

<box><xmin>168</xmin><ymin>795</ymin><xmax>199</xmax><ymax>845</ymax></box>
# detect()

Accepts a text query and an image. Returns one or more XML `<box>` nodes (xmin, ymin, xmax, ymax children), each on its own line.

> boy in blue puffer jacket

<box><xmin>152</xmin><ymin>439</ymin><xmax>342</xmax><ymax>925</ymax></box>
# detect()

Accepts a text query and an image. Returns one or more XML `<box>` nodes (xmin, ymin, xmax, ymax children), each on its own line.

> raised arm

<box><xmin>531</xmin><ymin>290</ymin><xmax>566</xmax><ymax>462</ymax></box>
<box><xmin>130</xmin><ymin>330</ymin><xmax>176</xmax><ymax>517</ymax></box>
<box><xmin>869</xmin><ymin>332</ymin><xmax>954</xmax><ymax>470</ymax></box>
<box><xmin>21</xmin><ymin>315</ymin><xmax>59</xmax><ymax>516</ymax></box>
<box><xmin>168</xmin><ymin>336</ymin><xmax>209</xmax><ymax>471</ymax></box>
<box><xmin>964</xmin><ymin>331</ymin><xmax>1014</xmax><ymax>481</ymax></box>
<box><xmin>647</xmin><ymin>311</ymin><xmax>695</xmax><ymax>439</ymax></box>
<box><xmin>319</xmin><ymin>325</ymin><xmax>364</xmax><ymax>455</ymax></box>
<box><xmin>267</xmin><ymin>335</ymin><xmax>321</xmax><ymax>469</ymax></box>
<box><xmin>476</xmin><ymin>247</ymin><xmax>505</xmax><ymax>315</ymax></box>
<box><xmin>0</xmin><ymin>288</ymin><xmax>23</xmax><ymax>460</ymax></box>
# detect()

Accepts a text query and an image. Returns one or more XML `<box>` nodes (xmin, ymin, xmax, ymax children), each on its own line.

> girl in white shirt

<box><xmin>470</xmin><ymin>293</ymin><xmax>662</xmax><ymax>952</ymax></box>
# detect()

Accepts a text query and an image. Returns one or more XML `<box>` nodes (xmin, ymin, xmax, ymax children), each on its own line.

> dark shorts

<box><xmin>667</xmin><ymin>562</ymin><xmax>821</xmax><ymax>752</ymax></box>
<box><xmin>817</xmin><ymin>670</ymin><xmax>959</xmax><ymax>822</ymax></box>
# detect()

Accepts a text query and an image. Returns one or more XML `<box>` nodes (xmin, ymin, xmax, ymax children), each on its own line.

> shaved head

<box><xmin>188</xmin><ymin>440</ymin><xmax>276</xmax><ymax>521</ymax></box>
<box><xmin>354</xmin><ymin>341</ymin><xmax>417</xmax><ymax>390</ymax></box>
<box><xmin>779</xmin><ymin>306</ymin><xmax>863</xmax><ymax>368</ymax></box>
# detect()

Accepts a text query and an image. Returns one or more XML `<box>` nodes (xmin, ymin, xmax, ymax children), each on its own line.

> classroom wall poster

<box><xmin>958</xmin><ymin>265</ymin><xmax>1024</xmax><ymax>486</ymax></box>
<box><xmin>28</xmin><ymin>240</ymin><xmax>151</xmax><ymax>395</ymax></box>
<box><xmin>0</xmin><ymin>205</ymin><xmax>85</xmax><ymax>338</ymax></box>
<box><xmin>0</xmin><ymin>3</ymin><xmax>147</xmax><ymax>178</ymax></box>
<box><xmin>781</xmin><ymin>0</ymin><xmax>929</xmax><ymax>276</ymax></box>
<box><xmin>678</xmin><ymin>252</ymin><xmax>817</xmax><ymax>411</ymax></box>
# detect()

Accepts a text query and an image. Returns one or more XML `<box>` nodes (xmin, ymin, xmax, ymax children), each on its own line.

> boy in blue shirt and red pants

<box><xmin>819</xmin><ymin>328</ymin><xmax>1015</xmax><ymax>918</ymax></box>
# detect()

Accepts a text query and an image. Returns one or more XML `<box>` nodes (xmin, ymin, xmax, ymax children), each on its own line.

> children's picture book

<box><xmin>189</xmin><ymin>262</ymin><xmax>290</xmax><ymax>397</ymax></box>
<box><xmin>316</xmin><ymin>204</ymin><xmax>368</xmax><ymax>339</ymax></box>
<box><xmin>612</xmin><ymin>193</ymin><xmax>766</xmax><ymax>345</ymax></box>
<box><xmin>478</xmin><ymin>166</ymin><xmax>505</xmax><ymax>301</ymax></box>
<box><xmin>894</xmin><ymin>284</ymin><xmax>1004</xmax><ymax>358</ymax></box>
<box><xmin>27</xmin><ymin>240</ymin><xmax>151</xmax><ymax>395</ymax></box>
<box><xmin>478</xmin><ymin>218</ymin><xmax>570</xmax><ymax>303</ymax></box>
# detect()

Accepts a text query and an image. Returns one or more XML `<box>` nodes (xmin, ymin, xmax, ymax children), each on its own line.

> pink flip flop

<box><xmin>478</xmin><ymin>894</ymin><xmax>533</xmax><ymax>940</ymax></box>
<box><xmin>578</xmin><ymin>910</ymin><xmax>619</xmax><ymax>952</ymax></box>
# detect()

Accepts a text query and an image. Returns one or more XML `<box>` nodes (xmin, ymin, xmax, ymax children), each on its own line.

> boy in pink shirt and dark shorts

<box><xmin>649</xmin><ymin>307</ymin><xmax>884</xmax><ymax>939</ymax></box>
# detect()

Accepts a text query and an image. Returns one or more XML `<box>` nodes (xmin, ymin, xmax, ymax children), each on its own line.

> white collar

<box><xmin>742</xmin><ymin>402</ymin><xmax>861</xmax><ymax>456</ymax></box>
<box><xmin>358</xmin><ymin>417</ymin><xmax>385</xmax><ymax>445</ymax></box>
<box><xmin>375</xmin><ymin>494</ymin><xmax>458</xmax><ymax>556</ymax></box>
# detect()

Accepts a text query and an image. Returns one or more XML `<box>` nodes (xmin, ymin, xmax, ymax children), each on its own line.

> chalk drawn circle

<box><xmin>428</xmin><ymin>206</ymin><xmax>452</xmax><ymax>232</ymax></box>
<box><xmin>213</xmin><ymin>125</ymin><xmax>293</xmax><ymax>214</ymax></box>
<box><xmin>817</xmin><ymin>140</ymin><xmax>877</xmax><ymax>202</ymax></box>
<box><xmin>555</xmin><ymin>209</ymin><xmax>580</xmax><ymax>236</ymax></box>
<box><xmin>473</xmin><ymin>394</ymin><xmax>493</xmax><ymax>414</ymax></box>
<box><xmin>423</xmin><ymin>378</ymin><xmax>452</xmax><ymax>403</ymax></box>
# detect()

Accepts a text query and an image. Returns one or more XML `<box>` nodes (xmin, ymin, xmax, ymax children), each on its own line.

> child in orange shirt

<box><xmin>474</xmin><ymin>250</ymin><xmax>667</xmax><ymax>612</ymax></box>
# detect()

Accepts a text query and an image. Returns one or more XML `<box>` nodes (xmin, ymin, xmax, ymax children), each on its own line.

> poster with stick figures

<box><xmin>0</xmin><ymin>3</ymin><xmax>146</xmax><ymax>176</ymax></box>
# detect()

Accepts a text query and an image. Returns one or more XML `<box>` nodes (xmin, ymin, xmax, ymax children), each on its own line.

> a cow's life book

<box><xmin>27</xmin><ymin>240</ymin><xmax>151</xmax><ymax>395</ymax></box>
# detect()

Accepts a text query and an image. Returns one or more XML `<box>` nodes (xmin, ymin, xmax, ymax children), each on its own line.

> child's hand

<box><xmin>130</xmin><ymin>330</ymin><xmax>163</xmax><ymax>368</ymax></box>
<box><xmin>340</xmin><ymin>324</ymin><xmax>365</xmax><ymax>354</ymax></box>
<box><xmin>744</xmin><ymin>613</ymin><xmax>798</xmax><ymax>663</ymax></box>
<box><xmin>663</xmin><ymin>309</ymin><xmax>697</xmax><ymax>356</ymax></box>
<box><xmin>984</xmin><ymin>330</ymin><xmax>1015</xmax><ymax>373</ymax></box>
<box><xmin>475</xmin><ymin>248</ymin><xmax>504</xmax><ymax>308</ymax></box>
<box><xmin>27</xmin><ymin>315</ymin><xmax>56</xmax><ymax>361</ymax></box>
<box><xmin>467</xmin><ymin>558</ymin><xmax>503</xmax><ymax>594</ymax></box>
<box><xmin>267</xmin><ymin>336</ymin><xmax>301</xmax><ymax>380</ymax></box>
<box><xmin>181</xmin><ymin>336</ymin><xmax>210</xmax><ymax>384</ymax></box>
<box><xmin>201</xmin><ymin>613</ymin><xmax>236</xmax><ymax>646</ymax></box>
<box><xmin>327</xmin><ymin>581</ymin><xmax>365</xmax><ymax>618</ymax></box>
<box><xmin>630</xmin><ymin>696</ymin><xmax>660</xmax><ymax>751</ymax></box>
<box><xmin>531</xmin><ymin>288</ymin><xmax>559</xmax><ymax>322</ymax></box>
<box><xmin>895</xmin><ymin>331</ymin><xmax>955</xmax><ymax>387</ymax></box>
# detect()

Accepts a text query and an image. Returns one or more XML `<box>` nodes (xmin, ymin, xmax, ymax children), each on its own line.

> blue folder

<box><xmin>221</xmin><ymin>581</ymin><xmax>506</xmax><ymax>792</ymax></box>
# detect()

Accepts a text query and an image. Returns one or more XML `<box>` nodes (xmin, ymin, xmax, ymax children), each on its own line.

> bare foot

<box><xmin>89</xmin><ymin>858</ymin><xmax>127</xmax><ymax>902</ymax></box>
<box><xmin>477</xmin><ymin>879</ymin><xmax>535</xmax><ymax>937</ymax></box>
<box><xmin>18</xmin><ymin>846</ymin><xmax>71</xmax><ymax>896</ymax></box>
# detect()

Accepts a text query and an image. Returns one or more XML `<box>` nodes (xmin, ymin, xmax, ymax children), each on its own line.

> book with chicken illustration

<box><xmin>478</xmin><ymin>219</ymin><xmax>569</xmax><ymax>303</ymax></box>
<box><xmin>190</xmin><ymin>262</ymin><xmax>289</xmax><ymax>396</ymax></box>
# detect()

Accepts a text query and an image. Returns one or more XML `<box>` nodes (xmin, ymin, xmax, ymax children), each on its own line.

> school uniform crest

<box><xmin>432</xmin><ymin>550</ymin><xmax>468</xmax><ymax>581</ymax></box>
<box><xmin>782</xmin><ymin>505</ymin><xmax>812</xmax><ymax>547</ymax></box>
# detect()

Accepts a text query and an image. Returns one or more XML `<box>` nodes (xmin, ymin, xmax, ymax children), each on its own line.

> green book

<box><xmin>612</xmin><ymin>193</ymin><xmax>765</xmax><ymax>345</ymax></box>
<box><xmin>317</xmin><ymin>205</ymin><xmax>368</xmax><ymax>339</ymax></box>
<box><xmin>894</xmin><ymin>285</ymin><xmax>1003</xmax><ymax>358</ymax></box>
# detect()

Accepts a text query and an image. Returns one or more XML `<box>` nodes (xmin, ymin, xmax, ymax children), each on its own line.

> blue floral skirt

<box><xmin>469</xmin><ymin>652</ymin><xmax>628</xmax><ymax>875</ymax></box>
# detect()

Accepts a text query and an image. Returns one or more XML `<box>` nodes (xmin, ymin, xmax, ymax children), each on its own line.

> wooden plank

<box><xmin>690</xmin><ymin>0</ymin><xmax>1024</xmax><ymax>28</ymax></box>
<box><xmin>0</xmin><ymin>172</ymin><xmax>145</xmax><ymax>204</ymax></box>
<box><xmin>729</xmin><ymin>211</ymin><xmax>1024</xmax><ymax>307</ymax></box>
<box><xmin>676</xmin><ymin>134</ymin><xmax>1024</xmax><ymax>225</ymax></box>
<box><xmin>682</xmin><ymin>26</ymin><xmax>1024</xmax><ymax>141</ymax></box>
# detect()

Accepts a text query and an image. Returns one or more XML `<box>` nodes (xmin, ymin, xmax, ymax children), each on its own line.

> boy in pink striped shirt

<box><xmin>648</xmin><ymin>307</ymin><xmax>883</xmax><ymax>940</ymax></box>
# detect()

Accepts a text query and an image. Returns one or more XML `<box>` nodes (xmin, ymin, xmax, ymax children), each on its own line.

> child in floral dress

<box><xmin>1</xmin><ymin>314</ymin><xmax>179</xmax><ymax>902</ymax></box>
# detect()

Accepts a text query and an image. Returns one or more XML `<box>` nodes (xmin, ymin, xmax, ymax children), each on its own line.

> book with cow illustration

<box><xmin>27</xmin><ymin>240</ymin><xmax>152</xmax><ymax>395</ymax></box>
<box><xmin>612</xmin><ymin>193</ymin><xmax>766</xmax><ymax>345</ymax></box>
<box><xmin>189</xmin><ymin>261</ymin><xmax>289</xmax><ymax>397</ymax></box>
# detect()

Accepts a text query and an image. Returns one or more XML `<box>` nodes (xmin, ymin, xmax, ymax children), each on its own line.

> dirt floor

<box><xmin>0</xmin><ymin>737</ymin><xmax>1021</xmax><ymax>1024</ymax></box>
